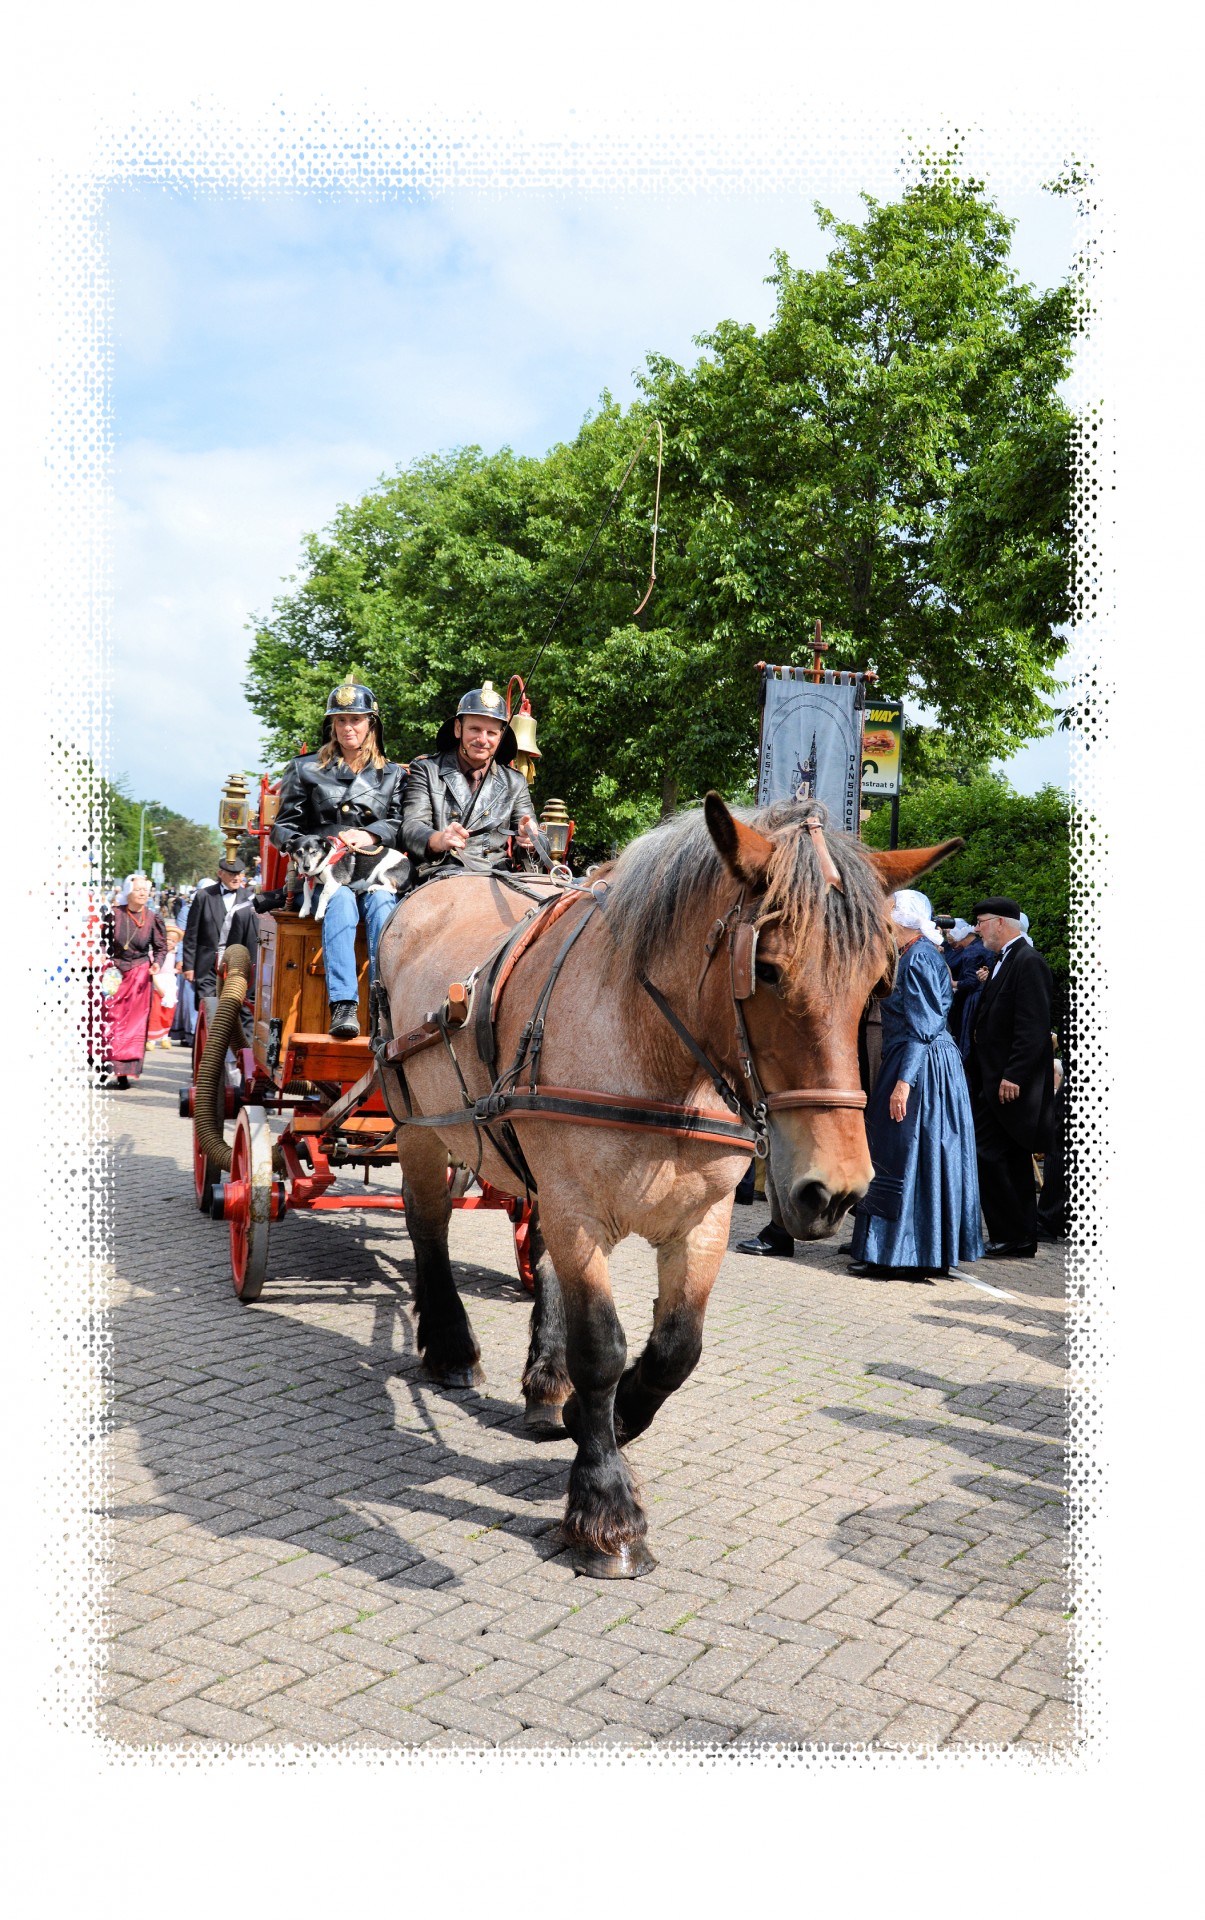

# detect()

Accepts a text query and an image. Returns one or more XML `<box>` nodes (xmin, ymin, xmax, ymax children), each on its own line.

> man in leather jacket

<box><xmin>271</xmin><ymin>674</ymin><xmax>407</xmax><ymax>1038</ymax></box>
<box><xmin>402</xmin><ymin>681</ymin><xmax>538</xmax><ymax>881</ymax></box>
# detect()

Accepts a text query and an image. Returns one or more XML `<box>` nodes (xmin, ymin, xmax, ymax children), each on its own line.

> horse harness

<box><xmin>371</xmin><ymin>869</ymin><xmax>867</xmax><ymax>1198</ymax></box>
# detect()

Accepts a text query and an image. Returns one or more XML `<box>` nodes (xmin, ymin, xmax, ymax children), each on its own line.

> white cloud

<box><xmin>105</xmin><ymin>185</ymin><xmax>1079</xmax><ymax>823</ymax></box>
<box><xmin>108</xmin><ymin>436</ymin><xmax>392</xmax><ymax>821</ymax></box>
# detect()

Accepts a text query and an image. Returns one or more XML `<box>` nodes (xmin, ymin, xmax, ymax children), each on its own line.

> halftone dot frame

<box><xmin>35</xmin><ymin>99</ymin><xmax>1104</xmax><ymax>1776</ymax></box>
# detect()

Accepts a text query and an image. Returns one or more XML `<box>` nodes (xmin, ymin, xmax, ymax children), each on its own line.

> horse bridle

<box><xmin>639</xmin><ymin>885</ymin><xmax>867</xmax><ymax>1160</ymax></box>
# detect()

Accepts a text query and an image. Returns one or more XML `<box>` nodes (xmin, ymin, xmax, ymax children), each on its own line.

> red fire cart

<box><xmin>183</xmin><ymin>774</ymin><xmax>549</xmax><ymax>1303</ymax></box>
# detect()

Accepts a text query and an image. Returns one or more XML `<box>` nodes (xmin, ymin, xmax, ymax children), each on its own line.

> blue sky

<box><xmin>106</xmin><ymin>181</ymin><xmax>1078</xmax><ymax>828</ymax></box>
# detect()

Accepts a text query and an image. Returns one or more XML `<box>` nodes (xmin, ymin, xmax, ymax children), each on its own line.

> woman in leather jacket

<box><xmin>270</xmin><ymin>674</ymin><xmax>407</xmax><ymax>1038</ymax></box>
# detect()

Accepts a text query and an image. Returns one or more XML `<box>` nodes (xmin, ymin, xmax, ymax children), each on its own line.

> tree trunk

<box><xmin>659</xmin><ymin>772</ymin><xmax>679</xmax><ymax>819</ymax></box>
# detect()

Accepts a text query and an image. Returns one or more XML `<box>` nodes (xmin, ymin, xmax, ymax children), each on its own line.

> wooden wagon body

<box><xmin>185</xmin><ymin>776</ymin><xmax>536</xmax><ymax>1301</ymax></box>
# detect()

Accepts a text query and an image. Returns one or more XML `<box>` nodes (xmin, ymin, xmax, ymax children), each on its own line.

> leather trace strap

<box><xmin>378</xmin><ymin>870</ymin><xmax>868</xmax><ymax>1173</ymax></box>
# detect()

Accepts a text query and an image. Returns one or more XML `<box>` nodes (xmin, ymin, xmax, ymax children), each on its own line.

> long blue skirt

<box><xmin>851</xmin><ymin>1031</ymin><xmax>983</xmax><ymax>1270</ymax></box>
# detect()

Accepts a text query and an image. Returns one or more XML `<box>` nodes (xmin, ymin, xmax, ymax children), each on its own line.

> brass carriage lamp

<box><xmin>219</xmin><ymin>772</ymin><xmax>252</xmax><ymax>863</ymax></box>
<box><xmin>540</xmin><ymin>797</ymin><xmax>574</xmax><ymax>861</ymax></box>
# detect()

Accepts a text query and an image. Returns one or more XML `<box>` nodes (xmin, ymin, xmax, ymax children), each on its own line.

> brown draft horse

<box><xmin>376</xmin><ymin>796</ymin><xmax>961</xmax><ymax>1578</ymax></box>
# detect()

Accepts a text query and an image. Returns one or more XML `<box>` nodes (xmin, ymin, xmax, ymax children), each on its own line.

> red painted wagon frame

<box><xmin>183</xmin><ymin>774</ymin><xmax>536</xmax><ymax>1303</ymax></box>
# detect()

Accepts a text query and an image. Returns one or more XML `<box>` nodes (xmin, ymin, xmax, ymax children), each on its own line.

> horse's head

<box><xmin>704</xmin><ymin>794</ymin><xmax>963</xmax><ymax>1240</ymax></box>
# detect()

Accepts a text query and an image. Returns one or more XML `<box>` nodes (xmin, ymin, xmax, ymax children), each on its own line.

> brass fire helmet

<box><xmin>321</xmin><ymin>672</ymin><xmax>385</xmax><ymax>751</ymax></box>
<box><xmin>434</xmin><ymin>681</ymin><xmax>521</xmax><ymax>766</ymax></box>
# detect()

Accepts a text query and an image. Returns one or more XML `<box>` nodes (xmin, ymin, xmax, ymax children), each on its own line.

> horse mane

<box><xmin>599</xmin><ymin>799</ymin><xmax>892</xmax><ymax>993</ymax></box>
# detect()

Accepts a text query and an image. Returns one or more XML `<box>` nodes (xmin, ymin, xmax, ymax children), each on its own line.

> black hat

<box><xmin>973</xmin><ymin>896</ymin><xmax>1021</xmax><ymax>921</ymax></box>
<box><xmin>321</xmin><ymin>672</ymin><xmax>385</xmax><ymax>750</ymax></box>
<box><xmin>217</xmin><ymin>855</ymin><xmax>246</xmax><ymax>875</ymax></box>
<box><xmin>434</xmin><ymin>680</ymin><xmax>517</xmax><ymax>763</ymax></box>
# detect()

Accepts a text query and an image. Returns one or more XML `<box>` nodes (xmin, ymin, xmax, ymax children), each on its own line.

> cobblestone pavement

<box><xmin>100</xmin><ymin>1048</ymin><xmax>1075</xmax><ymax>1753</ymax></box>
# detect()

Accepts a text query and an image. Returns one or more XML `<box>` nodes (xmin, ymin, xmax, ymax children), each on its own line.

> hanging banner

<box><xmin>860</xmin><ymin>701</ymin><xmax>904</xmax><ymax>797</ymax></box>
<box><xmin>757</xmin><ymin>667</ymin><xmax>866</xmax><ymax>835</ymax></box>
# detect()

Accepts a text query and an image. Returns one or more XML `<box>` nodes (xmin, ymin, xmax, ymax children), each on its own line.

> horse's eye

<box><xmin>755</xmin><ymin>960</ymin><xmax>781</xmax><ymax>987</ymax></box>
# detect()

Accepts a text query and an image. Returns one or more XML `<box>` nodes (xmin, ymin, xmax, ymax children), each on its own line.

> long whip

<box><xmin>519</xmin><ymin>418</ymin><xmax>663</xmax><ymax>696</ymax></box>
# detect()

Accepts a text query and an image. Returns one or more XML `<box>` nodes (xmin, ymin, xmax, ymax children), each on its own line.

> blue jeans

<box><xmin>320</xmin><ymin>886</ymin><xmax>397</xmax><ymax>1004</ymax></box>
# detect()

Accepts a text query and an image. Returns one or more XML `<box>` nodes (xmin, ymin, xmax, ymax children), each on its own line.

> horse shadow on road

<box><xmin>815</xmin><ymin>1334</ymin><xmax>1069</xmax><ymax>1618</ymax></box>
<box><xmin>107</xmin><ymin>1142</ymin><xmax>574</xmax><ymax>1595</ymax></box>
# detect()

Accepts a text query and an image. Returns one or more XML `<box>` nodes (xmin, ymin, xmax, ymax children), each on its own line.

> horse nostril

<box><xmin>796</xmin><ymin>1180</ymin><xmax>832</xmax><ymax>1220</ymax></box>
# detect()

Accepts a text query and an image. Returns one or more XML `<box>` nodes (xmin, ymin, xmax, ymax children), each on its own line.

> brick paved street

<box><xmin>100</xmin><ymin>1047</ymin><xmax>1076</xmax><ymax>1753</ymax></box>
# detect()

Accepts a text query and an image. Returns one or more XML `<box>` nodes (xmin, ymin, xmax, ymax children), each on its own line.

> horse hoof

<box><xmin>425</xmin><ymin>1364</ymin><xmax>484</xmax><ymax>1389</ymax></box>
<box><xmin>566</xmin><ymin>1538</ymin><xmax>657</xmax><ymax>1580</ymax></box>
<box><xmin>523</xmin><ymin>1400</ymin><xmax>567</xmax><ymax>1440</ymax></box>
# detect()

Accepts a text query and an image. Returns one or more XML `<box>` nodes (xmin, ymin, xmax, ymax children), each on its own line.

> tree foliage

<box><xmin>862</xmin><ymin>774</ymin><xmax>1070</xmax><ymax>1006</ymax></box>
<box><xmin>245</xmin><ymin>154</ymin><xmax>1074</xmax><ymax>862</ymax></box>
<box><xmin>104</xmin><ymin>779</ymin><xmax>223</xmax><ymax>886</ymax></box>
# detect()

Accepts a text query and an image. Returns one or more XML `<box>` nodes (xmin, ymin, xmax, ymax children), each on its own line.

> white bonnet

<box><xmin>890</xmin><ymin>888</ymin><xmax>944</xmax><ymax>947</ymax></box>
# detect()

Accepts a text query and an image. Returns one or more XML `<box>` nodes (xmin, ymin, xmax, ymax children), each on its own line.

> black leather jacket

<box><xmin>270</xmin><ymin>752</ymin><xmax>407</xmax><ymax>855</ymax></box>
<box><xmin>401</xmin><ymin>751</ymin><xmax>535</xmax><ymax>878</ymax></box>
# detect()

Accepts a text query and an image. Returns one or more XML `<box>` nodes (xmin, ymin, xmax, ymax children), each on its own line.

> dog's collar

<box><xmin>308</xmin><ymin>835</ymin><xmax>355</xmax><ymax>872</ymax></box>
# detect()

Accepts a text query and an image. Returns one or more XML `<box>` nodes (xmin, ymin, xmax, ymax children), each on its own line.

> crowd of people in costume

<box><xmin>94</xmin><ymin>674</ymin><xmax>539</xmax><ymax>1082</ymax></box>
<box><xmin>737</xmin><ymin>889</ymin><xmax>1065</xmax><ymax>1275</ymax></box>
<box><xmin>94</xmin><ymin>671</ymin><xmax>1066</xmax><ymax>1280</ymax></box>
<box><xmin>95</xmin><ymin>859</ymin><xmax>259</xmax><ymax>1087</ymax></box>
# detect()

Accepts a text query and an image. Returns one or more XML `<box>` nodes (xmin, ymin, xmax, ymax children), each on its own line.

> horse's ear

<box><xmin>864</xmin><ymin>838</ymin><xmax>966</xmax><ymax>891</ymax></box>
<box><xmin>704</xmin><ymin>793</ymin><xmax>775</xmax><ymax>889</ymax></box>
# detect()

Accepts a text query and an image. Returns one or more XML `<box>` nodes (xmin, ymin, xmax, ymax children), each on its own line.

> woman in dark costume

<box><xmin>944</xmin><ymin>915</ymin><xmax>992</xmax><ymax>1062</ymax></box>
<box><xmin>848</xmin><ymin>888</ymin><xmax>983</xmax><ymax>1279</ymax></box>
<box><xmin>100</xmin><ymin>873</ymin><xmax>168</xmax><ymax>1088</ymax></box>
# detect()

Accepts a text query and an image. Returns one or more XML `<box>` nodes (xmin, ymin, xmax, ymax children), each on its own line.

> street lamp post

<box><xmin>136</xmin><ymin>805</ymin><xmax>156</xmax><ymax>874</ymax></box>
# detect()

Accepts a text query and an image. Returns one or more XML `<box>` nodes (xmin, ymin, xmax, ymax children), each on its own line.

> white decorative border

<box><xmin>16</xmin><ymin>64</ymin><xmax>1136</xmax><ymax>1881</ymax></box>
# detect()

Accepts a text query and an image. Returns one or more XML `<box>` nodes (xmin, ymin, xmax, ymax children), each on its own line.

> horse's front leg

<box><xmin>520</xmin><ymin>1206</ymin><xmax>573</xmax><ymax>1439</ymax></box>
<box><xmin>541</xmin><ymin>1214</ymin><xmax>653</xmax><ymax>1579</ymax></box>
<box><xmin>612</xmin><ymin>1192</ymin><xmax>732</xmax><ymax>1445</ymax></box>
<box><xmin>398</xmin><ymin>1129</ymin><xmax>483</xmax><ymax>1387</ymax></box>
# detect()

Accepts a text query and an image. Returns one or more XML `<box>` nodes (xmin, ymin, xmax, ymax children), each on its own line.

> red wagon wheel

<box><xmin>191</xmin><ymin>1002</ymin><xmax>223</xmax><ymax>1213</ymax></box>
<box><xmin>226</xmin><ymin>1105</ymin><xmax>275</xmax><ymax>1303</ymax></box>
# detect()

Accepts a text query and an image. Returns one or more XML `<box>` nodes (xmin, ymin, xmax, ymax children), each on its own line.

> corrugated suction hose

<box><xmin>192</xmin><ymin>944</ymin><xmax>285</xmax><ymax>1174</ymax></box>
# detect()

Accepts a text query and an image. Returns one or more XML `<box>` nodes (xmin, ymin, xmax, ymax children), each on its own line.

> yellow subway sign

<box><xmin>861</xmin><ymin>702</ymin><xmax>903</xmax><ymax>796</ymax></box>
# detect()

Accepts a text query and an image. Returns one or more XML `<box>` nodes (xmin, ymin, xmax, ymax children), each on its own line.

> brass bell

<box><xmin>510</xmin><ymin>706</ymin><xmax>541</xmax><ymax>786</ymax></box>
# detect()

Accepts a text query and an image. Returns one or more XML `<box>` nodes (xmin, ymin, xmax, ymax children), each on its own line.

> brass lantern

<box><xmin>219</xmin><ymin>772</ymin><xmax>252</xmax><ymax>863</ymax></box>
<box><xmin>510</xmin><ymin>705</ymin><xmax>541</xmax><ymax>787</ymax></box>
<box><xmin>540</xmin><ymin>797</ymin><xmax>574</xmax><ymax>862</ymax></box>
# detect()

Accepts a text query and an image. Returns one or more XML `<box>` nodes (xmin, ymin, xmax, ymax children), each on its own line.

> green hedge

<box><xmin>862</xmin><ymin>775</ymin><xmax>1069</xmax><ymax>1002</ymax></box>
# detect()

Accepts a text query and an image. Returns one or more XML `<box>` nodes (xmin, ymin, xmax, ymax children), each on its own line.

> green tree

<box><xmin>862</xmin><ymin>774</ymin><xmax>1070</xmax><ymax>1007</ymax></box>
<box><xmin>245</xmin><ymin>151</ymin><xmax>1074</xmax><ymax>859</ymax></box>
<box><xmin>638</xmin><ymin>147</ymin><xmax>1073</xmax><ymax>762</ymax></box>
<box><xmin>149</xmin><ymin>807</ymin><xmax>225</xmax><ymax>887</ymax></box>
<box><xmin>101</xmin><ymin>779</ymin><xmax>223</xmax><ymax>886</ymax></box>
<box><xmin>105</xmin><ymin>779</ymin><xmax>144</xmax><ymax>880</ymax></box>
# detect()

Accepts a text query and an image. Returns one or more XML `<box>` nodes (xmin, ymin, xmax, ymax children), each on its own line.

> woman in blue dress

<box><xmin>849</xmin><ymin>889</ymin><xmax>983</xmax><ymax>1279</ymax></box>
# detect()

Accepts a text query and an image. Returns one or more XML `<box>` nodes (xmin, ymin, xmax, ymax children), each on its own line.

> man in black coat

<box><xmin>402</xmin><ymin>681</ymin><xmax>538</xmax><ymax>881</ymax></box>
<box><xmin>181</xmin><ymin>856</ymin><xmax>260</xmax><ymax>1045</ymax></box>
<box><xmin>969</xmin><ymin>895</ymin><xmax>1056</xmax><ymax>1257</ymax></box>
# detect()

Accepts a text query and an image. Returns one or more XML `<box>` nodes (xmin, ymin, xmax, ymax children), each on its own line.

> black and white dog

<box><xmin>291</xmin><ymin>834</ymin><xmax>410</xmax><ymax>923</ymax></box>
